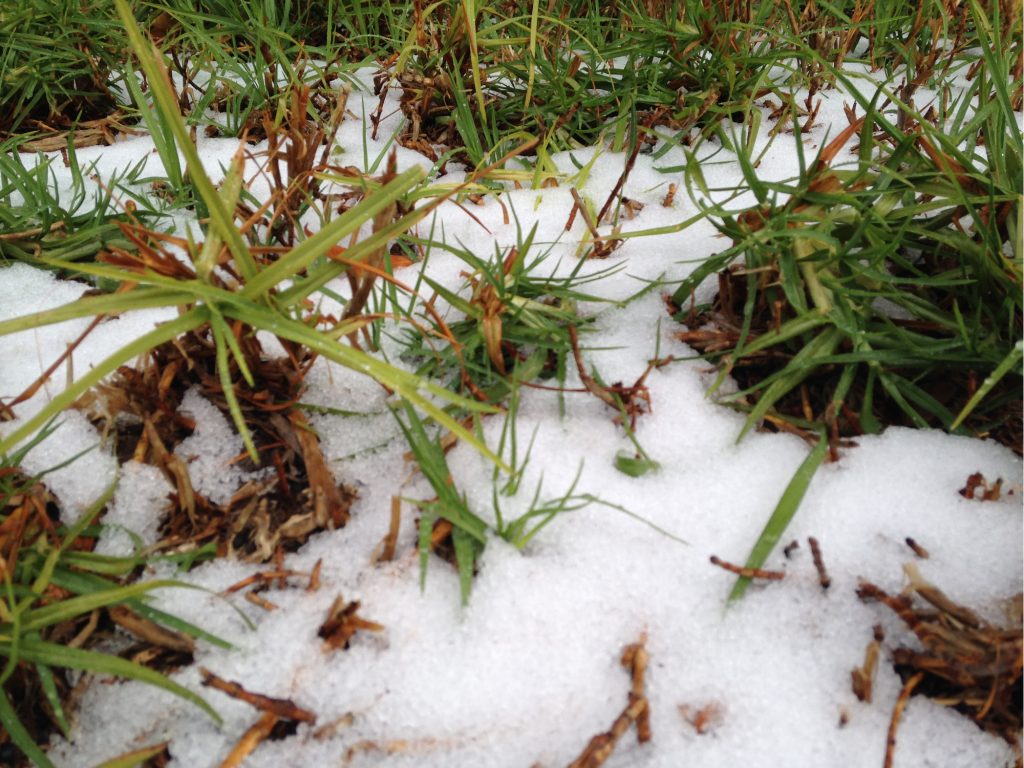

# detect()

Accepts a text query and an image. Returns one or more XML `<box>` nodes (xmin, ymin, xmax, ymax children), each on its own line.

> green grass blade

<box><xmin>13</xmin><ymin>638</ymin><xmax>219</xmax><ymax>723</ymax></box>
<box><xmin>112</xmin><ymin>0</ymin><xmax>257</xmax><ymax>281</ymax></box>
<box><xmin>950</xmin><ymin>340</ymin><xmax>1023</xmax><ymax>430</ymax></box>
<box><xmin>208</xmin><ymin>310</ymin><xmax>259</xmax><ymax>462</ymax></box>
<box><xmin>0</xmin><ymin>309</ymin><xmax>205</xmax><ymax>456</ymax></box>
<box><xmin>0</xmin><ymin>686</ymin><xmax>55</xmax><ymax>768</ymax></box>
<box><xmin>35</xmin><ymin>661</ymin><xmax>70</xmax><ymax>737</ymax></box>
<box><xmin>727</xmin><ymin>432</ymin><xmax>828</xmax><ymax>603</ymax></box>
<box><xmin>20</xmin><ymin>581</ymin><xmax>191</xmax><ymax>634</ymax></box>
<box><xmin>0</xmin><ymin>287</ymin><xmax>193</xmax><ymax>337</ymax></box>
<box><xmin>451</xmin><ymin>525</ymin><xmax>483</xmax><ymax>605</ymax></box>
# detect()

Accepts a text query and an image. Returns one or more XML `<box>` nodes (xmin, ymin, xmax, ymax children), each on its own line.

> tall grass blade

<box><xmin>727</xmin><ymin>432</ymin><xmax>828</xmax><ymax>603</ymax></box>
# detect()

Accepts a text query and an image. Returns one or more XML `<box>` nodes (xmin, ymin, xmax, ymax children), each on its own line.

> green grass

<box><xmin>0</xmin><ymin>1</ymin><xmax>1021</xmax><ymax>761</ymax></box>
<box><xmin>673</xmin><ymin>24</ymin><xmax>1022</xmax><ymax>445</ymax></box>
<box><xmin>0</xmin><ymin>426</ymin><xmax>225</xmax><ymax>768</ymax></box>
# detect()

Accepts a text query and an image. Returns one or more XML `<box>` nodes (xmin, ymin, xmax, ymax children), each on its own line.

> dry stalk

<box><xmin>199</xmin><ymin>668</ymin><xmax>317</xmax><ymax>724</ymax></box>
<box><xmin>709</xmin><ymin>555</ymin><xmax>785</xmax><ymax>581</ymax></box>
<box><xmin>857</xmin><ymin>567</ymin><xmax>1023</xmax><ymax>747</ymax></box>
<box><xmin>568</xmin><ymin>634</ymin><xmax>651</xmax><ymax>768</ymax></box>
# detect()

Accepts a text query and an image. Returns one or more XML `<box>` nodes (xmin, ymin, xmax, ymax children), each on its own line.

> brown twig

<box><xmin>567</xmin><ymin>326</ymin><xmax>656</xmax><ymax>430</ymax></box>
<box><xmin>13</xmin><ymin>314</ymin><xmax>106</xmax><ymax>409</ymax></box>
<box><xmin>223</xmin><ymin>570</ymin><xmax>309</xmax><ymax>594</ymax></box>
<box><xmin>568</xmin><ymin>634</ymin><xmax>651</xmax><ymax>768</ymax></box>
<box><xmin>858</xmin><ymin>570</ymin><xmax>1022</xmax><ymax>744</ymax></box>
<box><xmin>220</xmin><ymin>711</ymin><xmax>279</xmax><ymax>768</ymax></box>
<box><xmin>851</xmin><ymin>625</ymin><xmax>884</xmax><ymax>703</ymax></box>
<box><xmin>199</xmin><ymin>668</ymin><xmax>317</xmax><ymax>724</ymax></box>
<box><xmin>569</xmin><ymin>188</ymin><xmax>601</xmax><ymax>241</ymax></box>
<box><xmin>319</xmin><ymin>595</ymin><xmax>385</xmax><ymax>651</ymax></box>
<box><xmin>904</xmin><ymin>537</ymin><xmax>929</xmax><ymax>559</ymax></box>
<box><xmin>569</xmin><ymin>326</ymin><xmax>619</xmax><ymax>411</ymax></box>
<box><xmin>375</xmin><ymin>496</ymin><xmax>402</xmax><ymax>563</ymax></box>
<box><xmin>808</xmin><ymin>536</ymin><xmax>831</xmax><ymax>589</ymax></box>
<box><xmin>108</xmin><ymin>605</ymin><xmax>196</xmax><ymax>653</ymax></box>
<box><xmin>623</xmin><ymin>638</ymin><xmax>652</xmax><ymax>743</ymax></box>
<box><xmin>883</xmin><ymin>673</ymin><xmax>923</xmax><ymax>768</ymax></box>
<box><xmin>596</xmin><ymin>132</ymin><xmax>642</xmax><ymax>225</ymax></box>
<box><xmin>244</xmin><ymin>591</ymin><xmax>279</xmax><ymax>611</ymax></box>
<box><xmin>903</xmin><ymin>563</ymin><xmax>981</xmax><ymax>629</ymax></box>
<box><xmin>709</xmin><ymin>555</ymin><xmax>785</xmax><ymax>581</ymax></box>
<box><xmin>307</xmin><ymin>558</ymin><xmax>322</xmax><ymax>592</ymax></box>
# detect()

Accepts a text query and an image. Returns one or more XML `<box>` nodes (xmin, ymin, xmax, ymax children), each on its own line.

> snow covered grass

<box><xmin>0</xmin><ymin>1</ymin><xmax>1021</xmax><ymax>766</ymax></box>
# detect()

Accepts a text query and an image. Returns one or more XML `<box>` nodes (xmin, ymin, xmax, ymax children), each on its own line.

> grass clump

<box><xmin>672</xmin><ymin>21</ymin><xmax>1022</xmax><ymax>454</ymax></box>
<box><xmin>394</xmin><ymin>220</ymin><xmax>615</xmax><ymax>404</ymax></box>
<box><xmin>0</xmin><ymin>138</ymin><xmax>139</xmax><ymax>271</ymax></box>
<box><xmin>0</xmin><ymin>0</ymin><xmax>1021</xmax><ymax>758</ymax></box>
<box><xmin>0</xmin><ymin>0</ymin><xmax>126</xmax><ymax>136</ymax></box>
<box><xmin>0</xmin><ymin>428</ymin><xmax>223</xmax><ymax>768</ymax></box>
<box><xmin>0</xmin><ymin>0</ymin><xmax>497</xmax><ymax>465</ymax></box>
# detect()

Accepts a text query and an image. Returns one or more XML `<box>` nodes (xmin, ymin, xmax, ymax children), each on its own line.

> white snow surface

<box><xmin>0</xmin><ymin>71</ymin><xmax>1020</xmax><ymax>767</ymax></box>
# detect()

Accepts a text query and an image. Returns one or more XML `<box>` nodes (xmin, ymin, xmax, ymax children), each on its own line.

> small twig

<box><xmin>11</xmin><ymin>314</ymin><xmax>105</xmax><ymax>409</ymax></box>
<box><xmin>808</xmin><ymin>536</ymin><xmax>831</xmax><ymax>589</ymax></box>
<box><xmin>109</xmin><ymin>605</ymin><xmax>196</xmax><ymax>652</ymax></box>
<box><xmin>319</xmin><ymin>595</ymin><xmax>385</xmax><ymax>651</ymax></box>
<box><xmin>67</xmin><ymin>609</ymin><xmax>101</xmax><ymax>649</ymax></box>
<box><xmin>568</xmin><ymin>326</ymin><xmax>654</xmax><ymax>429</ymax></box>
<box><xmin>622</xmin><ymin>637</ymin><xmax>652</xmax><ymax>743</ymax></box>
<box><xmin>883</xmin><ymin>673</ymin><xmax>924</xmax><ymax>768</ymax></box>
<box><xmin>220</xmin><ymin>711</ymin><xmax>279</xmax><ymax>768</ymax></box>
<box><xmin>851</xmin><ymin>625</ymin><xmax>883</xmax><ymax>703</ymax></box>
<box><xmin>569</xmin><ymin>188</ymin><xmax>601</xmax><ymax>241</ymax></box>
<box><xmin>307</xmin><ymin>558</ymin><xmax>322</xmax><ymax>592</ymax></box>
<box><xmin>596</xmin><ymin>133</ymin><xmax>642</xmax><ymax>225</ymax></box>
<box><xmin>244</xmin><ymin>591</ymin><xmax>279</xmax><ymax>611</ymax></box>
<box><xmin>709</xmin><ymin>555</ymin><xmax>785</xmax><ymax>581</ymax></box>
<box><xmin>903</xmin><ymin>563</ymin><xmax>981</xmax><ymax>628</ymax></box>
<box><xmin>568</xmin><ymin>634</ymin><xmax>651</xmax><ymax>768</ymax></box>
<box><xmin>0</xmin><ymin>220</ymin><xmax>67</xmax><ymax>240</ymax></box>
<box><xmin>200</xmin><ymin>668</ymin><xmax>317</xmax><ymax>724</ymax></box>
<box><xmin>374</xmin><ymin>496</ymin><xmax>402</xmax><ymax>563</ymax></box>
<box><xmin>222</xmin><ymin>570</ymin><xmax>309</xmax><ymax>594</ymax></box>
<box><xmin>904</xmin><ymin>537</ymin><xmax>929</xmax><ymax>559</ymax></box>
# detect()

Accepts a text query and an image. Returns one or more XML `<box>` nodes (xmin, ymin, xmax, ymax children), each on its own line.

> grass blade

<box><xmin>13</xmin><ymin>638</ymin><xmax>219</xmax><ymax>723</ymax></box>
<box><xmin>727</xmin><ymin>432</ymin><xmax>828</xmax><ymax>603</ymax></box>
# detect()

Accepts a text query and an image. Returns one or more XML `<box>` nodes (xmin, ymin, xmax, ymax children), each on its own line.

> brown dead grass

<box><xmin>77</xmin><ymin>329</ymin><xmax>356</xmax><ymax>562</ymax></box>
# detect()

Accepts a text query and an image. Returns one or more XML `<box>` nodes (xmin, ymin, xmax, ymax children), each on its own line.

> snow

<box><xmin>0</xmin><ymin>67</ymin><xmax>1020</xmax><ymax>768</ymax></box>
<box><xmin>174</xmin><ymin>387</ymin><xmax>270</xmax><ymax>506</ymax></box>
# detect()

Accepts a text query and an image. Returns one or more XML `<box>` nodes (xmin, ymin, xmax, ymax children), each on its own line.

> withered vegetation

<box><xmin>318</xmin><ymin>594</ymin><xmax>385</xmax><ymax>651</ymax></box>
<box><xmin>959</xmin><ymin>472</ymin><xmax>1007</xmax><ymax>501</ymax></box>
<box><xmin>0</xmin><ymin>477</ymin><xmax>76</xmax><ymax>763</ymax></box>
<box><xmin>678</xmin><ymin>700</ymin><xmax>725</xmax><ymax>735</ymax></box>
<box><xmin>568</xmin><ymin>634</ymin><xmax>651</xmax><ymax>768</ymax></box>
<box><xmin>857</xmin><ymin>564</ymin><xmax>1022</xmax><ymax>751</ymax></box>
<box><xmin>200</xmin><ymin>667</ymin><xmax>317</xmax><ymax>767</ymax></box>
<box><xmin>0</xmin><ymin>470</ymin><xmax>196</xmax><ymax>766</ymax></box>
<box><xmin>78</xmin><ymin>328</ymin><xmax>356</xmax><ymax>562</ymax></box>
